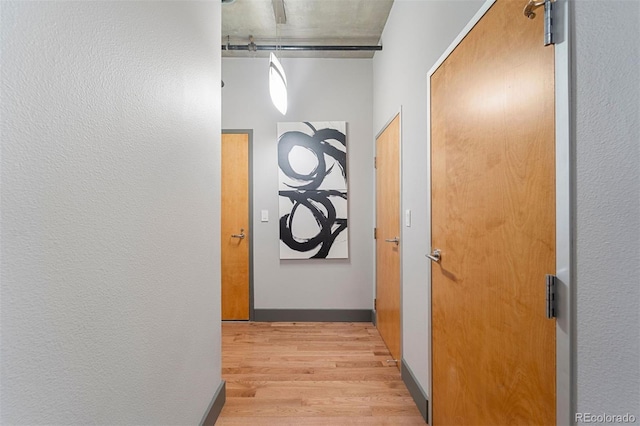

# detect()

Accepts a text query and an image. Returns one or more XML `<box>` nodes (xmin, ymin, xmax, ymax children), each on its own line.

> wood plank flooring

<box><xmin>217</xmin><ymin>322</ymin><xmax>427</xmax><ymax>425</ymax></box>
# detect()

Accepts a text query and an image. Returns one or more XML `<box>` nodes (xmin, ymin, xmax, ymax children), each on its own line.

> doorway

<box><xmin>221</xmin><ymin>130</ymin><xmax>253</xmax><ymax>321</ymax></box>
<box><xmin>375</xmin><ymin>113</ymin><xmax>402</xmax><ymax>368</ymax></box>
<box><xmin>428</xmin><ymin>0</ymin><xmax>556</xmax><ymax>423</ymax></box>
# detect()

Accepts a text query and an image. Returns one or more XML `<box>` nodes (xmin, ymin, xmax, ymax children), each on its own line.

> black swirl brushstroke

<box><xmin>279</xmin><ymin>190</ymin><xmax>347</xmax><ymax>259</ymax></box>
<box><xmin>277</xmin><ymin>122</ymin><xmax>346</xmax><ymax>190</ymax></box>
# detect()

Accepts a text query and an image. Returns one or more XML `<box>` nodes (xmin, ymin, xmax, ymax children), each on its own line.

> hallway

<box><xmin>217</xmin><ymin>322</ymin><xmax>426</xmax><ymax>425</ymax></box>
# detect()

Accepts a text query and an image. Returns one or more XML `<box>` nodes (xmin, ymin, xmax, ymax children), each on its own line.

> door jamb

<box><xmin>221</xmin><ymin>129</ymin><xmax>255</xmax><ymax>321</ymax></box>
<box><xmin>425</xmin><ymin>0</ymin><xmax>573</xmax><ymax>423</ymax></box>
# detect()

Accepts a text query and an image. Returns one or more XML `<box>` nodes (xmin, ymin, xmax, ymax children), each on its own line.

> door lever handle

<box><xmin>426</xmin><ymin>249</ymin><xmax>441</xmax><ymax>263</ymax></box>
<box><xmin>231</xmin><ymin>228</ymin><xmax>245</xmax><ymax>239</ymax></box>
<box><xmin>385</xmin><ymin>237</ymin><xmax>400</xmax><ymax>245</ymax></box>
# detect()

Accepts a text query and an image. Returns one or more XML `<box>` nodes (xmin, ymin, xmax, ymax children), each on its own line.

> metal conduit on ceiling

<box><xmin>222</xmin><ymin>44</ymin><xmax>382</xmax><ymax>52</ymax></box>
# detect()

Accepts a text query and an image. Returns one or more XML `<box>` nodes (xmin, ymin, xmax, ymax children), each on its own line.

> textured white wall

<box><xmin>372</xmin><ymin>0</ymin><xmax>484</xmax><ymax>394</ymax></box>
<box><xmin>0</xmin><ymin>2</ymin><xmax>222</xmax><ymax>424</ymax></box>
<box><xmin>574</xmin><ymin>0</ymin><xmax>640</xmax><ymax>417</ymax></box>
<box><xmin>222</xmin><ymin>58</ymin><xmax>374</xmax><ymax>309</ymax></box>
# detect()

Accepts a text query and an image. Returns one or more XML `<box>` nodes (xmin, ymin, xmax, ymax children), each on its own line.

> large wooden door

<box><xmin>375</xmin><ymin>114</ymin><xmax>401</xmax><ymax>366</ymax></box>
<box><xmin>431</xmin><ymin>1</ymin><xmax>555</xmax><ymax>424</ymax></box>
<box><xmin>221</xmin><ymin>132</ymin><xmax>250</xmax><ymax>320</ymax></box>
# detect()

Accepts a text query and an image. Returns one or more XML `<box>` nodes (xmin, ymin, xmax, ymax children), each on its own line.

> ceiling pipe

<box><xmin>222</xmin><ymin>44</ymin><xmax>382</xmax><ymax>52</ymax></box>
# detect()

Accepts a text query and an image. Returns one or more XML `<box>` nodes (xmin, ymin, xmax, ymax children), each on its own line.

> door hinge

<box><xmin>374</xmin><ymin>156</ymin><xmax>377</xmax><ymax>169</ymax></box>
<box><xmin>374</xmin><ymin>298</ymin><xmax>377</xmax><ymax>310</ymax></box>
<box><xmin>523</xmin><ymin>0</ymin><xmax>555</xmax><ymax>46</ymax></box>
<box><xmin>545</xmin><ymin>274</ymin><xmax>557</xmax><ymax>319</ymax></box>
<box><xmin>374</xmin><ymin>227</ymin><xmax>377</xmax><ymax>239</ymax></box>
<box><xmin>543</xmin><ymin>0</ymin><xmax>554</xmax><ymax>46</ymax></box>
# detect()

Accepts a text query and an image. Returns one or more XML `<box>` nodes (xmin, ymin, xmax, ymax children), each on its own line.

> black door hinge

<box><xmin>546</xmin><ymin>274</ymin><xmax>557</xmax><ymax>319</ymax></box>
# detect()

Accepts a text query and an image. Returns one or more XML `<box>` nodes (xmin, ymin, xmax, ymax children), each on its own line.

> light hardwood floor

<box><xmin>217</xmin><ymin>322</ymin><xmax>427</xmax><ymax>425</ymax></box>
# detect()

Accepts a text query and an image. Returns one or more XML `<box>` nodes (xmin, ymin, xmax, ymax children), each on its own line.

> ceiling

<box><xmin>221</xmin><ymin>0</ymin><xmax>394</xmax><ymax>58</ymax></box>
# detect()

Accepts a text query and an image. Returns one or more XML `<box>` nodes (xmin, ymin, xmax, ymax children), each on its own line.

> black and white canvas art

<box><xmin>278</xmin><ymin>121</ymin><xmax>348</xmax><ymax>259</ymax></box>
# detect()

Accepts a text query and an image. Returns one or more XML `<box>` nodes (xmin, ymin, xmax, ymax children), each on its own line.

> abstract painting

<box><xmin>278</xmin><ymin>121</ymin><xmax>348</xmax><ymax>259</ymax></box>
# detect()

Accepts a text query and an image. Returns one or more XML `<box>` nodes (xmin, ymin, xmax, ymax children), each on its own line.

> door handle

<box><xmin>426</xmin><ymin>249</ymin><xmax>441</xmax><ymax>263</ymax></box>
<box><xmin>385</xmin><ymin>237</ymin><xmax>400</xmax><ymax>245</ymax></box>
<box><xmin>231</xmin><ymin>228</ymin><xmax>245</xmax><ymax>239</ymax></box>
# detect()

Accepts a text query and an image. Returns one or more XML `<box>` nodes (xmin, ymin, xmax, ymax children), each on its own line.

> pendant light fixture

<box><xmin>269</xmin><ymin>1</ymin><xmax>288</xmax><ymax>115</ymax></box>
<box><xmin>269</xmin><ymin>52</ymin><xmax>288</xmax><ymax>115</ymax></box>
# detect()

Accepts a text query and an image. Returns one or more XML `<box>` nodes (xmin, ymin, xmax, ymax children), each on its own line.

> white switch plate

<box><xmin>405</xmin><ymin>209</ymin><xmax>411</xmax><ymax>227</ymax></box>
<box><xmin>261</xmin><ymin>210</ymin><xmax>269</xmax><ymax>222</ymax></box>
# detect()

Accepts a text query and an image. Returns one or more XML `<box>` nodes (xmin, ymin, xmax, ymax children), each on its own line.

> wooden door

<box><xmin>431</xmin><ymin>0</ymin><xmax>556</xmax><ymax>424</ymax></box>
<box><xmin>375</xmin><ymin>114</ymin><xmax>401</xmax><ymax>366</ymax></box>
<box><xmin>221</xmin><ymin>132</ymin><xmax>250</xmax><ymax>320</ymax></box>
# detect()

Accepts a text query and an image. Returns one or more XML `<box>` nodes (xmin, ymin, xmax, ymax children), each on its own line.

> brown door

<box><xmin>375</xmin><ymin>114</ymin><xmax>401</xmax><ymax>366</ymax></box>
<box><xmin>221</xmin><ymin>132</ymin><xmax>250</xmax><ymax>320</ymax></box>
<box><xmin>430</xmin><ymin>0</ymin><xmax>555</xmax><ymax>424</ymax></box>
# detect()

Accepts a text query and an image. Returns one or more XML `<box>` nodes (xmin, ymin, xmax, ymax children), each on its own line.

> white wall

<box><xmin>222</xmin><ymin>58</ymin><xmax>374</xmax><ymax>309</ymax></box>
<box><xmin>372</xmin><ymin>0</ymin><xmax>484</xmax><ymax>394</ymax></box>
<box><xmin>0</xmin><ymin>2</ymin><xmax>222</xmax><ymax>424</ymax></box>
<box><xmin>574</xmin><ymin>0</ymin><xmax>640</xmax><ymax>417</ymax></box>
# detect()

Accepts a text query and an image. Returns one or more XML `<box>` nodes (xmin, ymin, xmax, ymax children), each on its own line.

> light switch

<box><xmin>405</xmin><ymin>209</ymin><xmax>411</xmax><ymax>227</ymax></box>
<box><xmin>261</xmin><ymin>210</ymin><xmax>269</xmax><ymax>222</ymax></box>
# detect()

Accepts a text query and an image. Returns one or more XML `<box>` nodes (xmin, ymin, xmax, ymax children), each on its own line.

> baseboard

<box><xmin>401</xmin><ymin>360</ymin><xmax>429</xmax><ymax>423</ymax></box>
<box><xmin>200</xmin><ymin>380</ymin><xmax>225</xmax><ymax>426</ymax></box>
<box><xmin>372</xmin><ymin>309</ymin><xmax>377</xmax><ymax>326</ymax></box>
<box><xmin>253</xmin><ymin>309</ymin><xmax>374</xmax><ymax>322</ymax></box>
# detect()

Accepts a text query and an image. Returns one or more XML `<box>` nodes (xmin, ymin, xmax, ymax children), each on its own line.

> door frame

<box><xmin>373</xmin><ymin>109</ymin><xmax>403</xmax><ymax>360</ymax></box>
<box><xmin>425</xmin><ymin>0</ymin><xmax>573</xmax><ymax>423</ymax></box>
<box><xmin>222</xmin><ymin>129</ymin><xmax>255</xmax><ymax>321</ymax></box>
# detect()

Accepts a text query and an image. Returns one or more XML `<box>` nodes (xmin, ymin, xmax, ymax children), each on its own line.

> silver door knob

<box><xmin>231</xmin><ymin>228</ymin><xmax>245</xmax><ymax>239</ymax></box>
<box><xmin>385</xmin><ymin>237</ymin><xmax>400</xmax><ymax>245</ymax></box>
<box><xmin>426</xmin><ymin>249</ymin><xmax>441</xmax><ymax>263</ymax></box>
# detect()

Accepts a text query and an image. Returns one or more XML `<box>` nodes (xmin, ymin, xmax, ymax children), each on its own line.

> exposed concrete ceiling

<box><xmin>222</xmin><ymin>0</ymin><xmax>394</xmax><ymax>58</ymax></box>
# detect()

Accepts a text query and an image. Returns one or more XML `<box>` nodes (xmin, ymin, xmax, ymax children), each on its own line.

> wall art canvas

<box><xmin>278</xmin><ymin>121</ymin><xmax>348</xmax><ymax>259</ymax></box>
